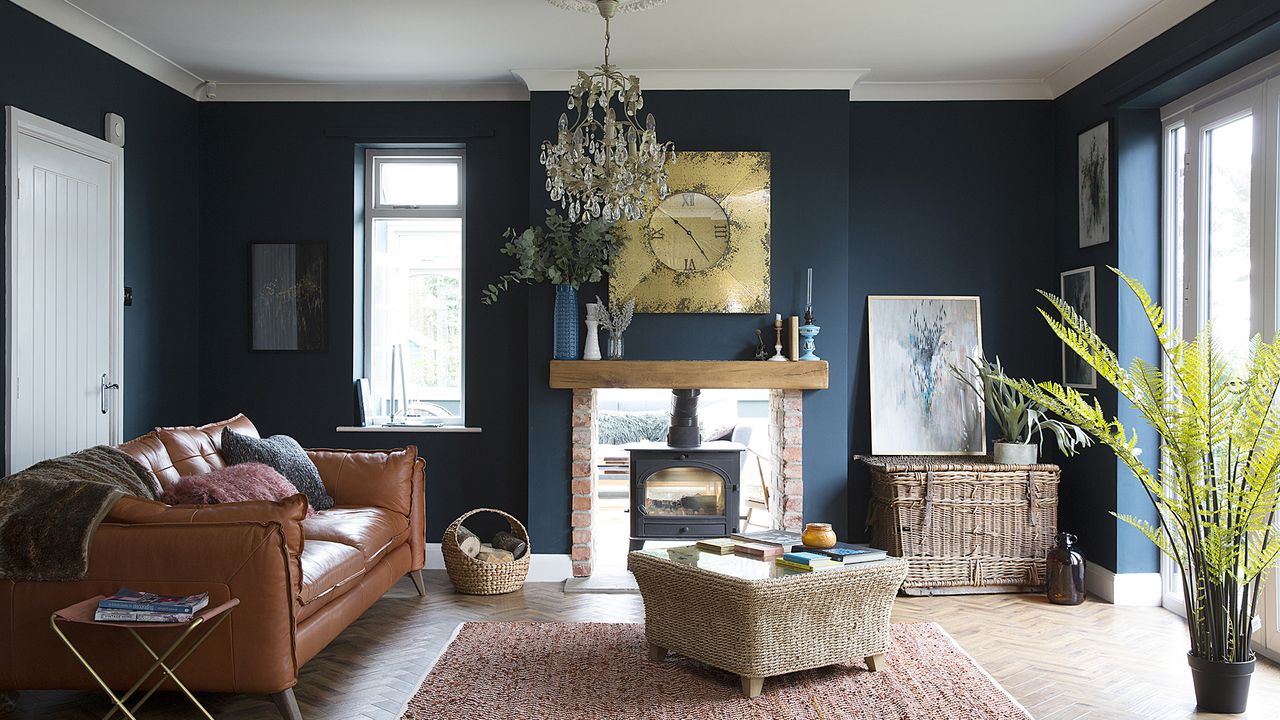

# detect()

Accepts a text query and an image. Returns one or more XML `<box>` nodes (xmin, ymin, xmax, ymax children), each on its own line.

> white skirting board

<box><xmin>424</xmin><ymin>543</ymin><xmax>571</xmax><ymax>583</ymax></box>
<box><xmin>1085</xmin><ymin>561</ymin><xmax>1163</xmax><ymax>606</ymax></box>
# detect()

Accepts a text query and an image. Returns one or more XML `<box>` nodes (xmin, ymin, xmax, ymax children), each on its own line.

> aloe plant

<box><xmin>1006</xmin><ymin>267</ymin><xmax>1280</xmax><ymax>663</ymax></box>
<box><xmin>951</xmin><ymin>356</ymin><xmax>1090</xmax><ymax>455</ymax></box>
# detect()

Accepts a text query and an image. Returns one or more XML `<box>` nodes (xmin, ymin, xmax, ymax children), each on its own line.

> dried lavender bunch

<box><xmin>595</xmin><ymin>295</ymin><xmax>636</xmax><ymax>335</ymax></box>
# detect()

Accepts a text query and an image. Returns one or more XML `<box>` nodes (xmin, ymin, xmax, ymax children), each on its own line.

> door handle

<box><xmin>101</xmin><ymin>373</ymin><xmax>120</xmax><ymax>415</ymax></box>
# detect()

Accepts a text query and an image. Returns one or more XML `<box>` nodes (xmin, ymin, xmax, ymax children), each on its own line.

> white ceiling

<box><xmin>16</xmin><ymin>0</ymin><xmax>1215</xmax><ymax>100</ymax></box>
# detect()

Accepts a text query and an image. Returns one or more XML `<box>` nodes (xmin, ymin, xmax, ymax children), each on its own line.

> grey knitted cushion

<box><xmin>221</xmin><ymin>428</ymin><xmax>334</xmax><ymax>511</ymax></box>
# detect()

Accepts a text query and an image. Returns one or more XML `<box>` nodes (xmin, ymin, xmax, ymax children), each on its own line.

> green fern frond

<box><xmin>1021</xmin><ymin>267</ymin><xmax>1280</xmax><ymax>662</ymax></box>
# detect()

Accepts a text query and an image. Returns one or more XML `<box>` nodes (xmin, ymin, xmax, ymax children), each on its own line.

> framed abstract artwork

<box><xmin>1060</xmin><ymin>266</ymin><xmax>1097</xmax><ymax>389</ymax></box>
<box><xmin>1078</xmin><ymin>121</ymin><xmax>1110</xmax><ymax>248</ymax></box>
<box><xmin>868</xmin><ymin>296</ymin><xmax>985</xmax><ymax>456</ymax></box>
<box><xmin>249</xmin><ymin>243</ymin><xmax>328</xmax><ymax>351</ymax></box>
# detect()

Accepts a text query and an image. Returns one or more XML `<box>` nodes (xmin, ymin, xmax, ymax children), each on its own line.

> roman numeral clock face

<box><xmin>646</xmin><ymin>192</ymin><xmax>730</xmax><ymax>273</ymax></box>
<box><xmin>610</xmin><ymin>152</ymin><xmax>771</xmax><ymax>314</ymax></box>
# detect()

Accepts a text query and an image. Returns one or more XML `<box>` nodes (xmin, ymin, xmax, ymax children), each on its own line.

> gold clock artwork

<box><xmin>610</xmin><ymin>151</ymin><xmax>771</xmax><ymax>313</ymax></box>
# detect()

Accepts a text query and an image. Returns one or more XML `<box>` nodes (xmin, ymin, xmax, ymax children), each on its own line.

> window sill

<box><xmin>335</xmin><ymin>425</ymin><xmax>482</xmax><ymax>433</ymax></box>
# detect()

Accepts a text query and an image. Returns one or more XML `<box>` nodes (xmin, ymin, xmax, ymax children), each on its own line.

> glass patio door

<box><xmin>1164</xmin><ymin>81</ymin><xmax>1275</xmax><ymax>660</ymax></box>
<box><xmin>1180</xmin><ymin>88</ymin><xmax>1262</xmax><ymax>358</ymax></box>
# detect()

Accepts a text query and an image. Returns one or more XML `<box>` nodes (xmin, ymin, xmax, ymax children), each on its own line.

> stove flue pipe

<box><xmin>667</xmin><ymin>389</ymin><xmax>701</xmax><ymax>448</ymax></box>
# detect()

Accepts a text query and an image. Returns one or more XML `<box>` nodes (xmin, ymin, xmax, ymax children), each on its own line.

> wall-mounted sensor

<box><xmin>104</xmin><ymin>113</ymin><xmax>125</xmax><ymax>147</ymax></box>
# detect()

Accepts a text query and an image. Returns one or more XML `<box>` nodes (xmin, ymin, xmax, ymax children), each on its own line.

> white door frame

<box><xmin>4</xmin><ymin>107</ymin><xmax>125</xmax><ymax>469</ymax></box>
<box><xmin>1262</xmin><ymin>74</ymin><xmax>1280</xmax><ymax>664</ymax></box>
<box><xmin>1159</xmin><ymin>114</ymin><xmax>1187</xmax><ymax>617</ymax></box>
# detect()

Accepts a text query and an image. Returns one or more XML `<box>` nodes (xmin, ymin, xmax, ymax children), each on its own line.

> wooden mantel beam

<box><xmin>548</xmin><ymin>360</ymin><xmax>828</xmax><ymax>390</ymax></box>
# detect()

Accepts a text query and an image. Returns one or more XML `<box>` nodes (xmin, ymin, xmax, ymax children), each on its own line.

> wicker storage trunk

<box><xmin>860</xmin><ymin>456</ymin><xmax>1059</xmax><ymax>596</ymax></box>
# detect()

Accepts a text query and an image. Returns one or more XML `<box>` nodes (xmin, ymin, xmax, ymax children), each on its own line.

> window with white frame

<box><xmin>1160</xmin><ymin>50</ymin><xmax>1280</xmax><ymax>659</ymax></box>
<box><xmin>364</xmin><ymin>149</ymin><xmax>465</xmax><ymax>425</ymax></box>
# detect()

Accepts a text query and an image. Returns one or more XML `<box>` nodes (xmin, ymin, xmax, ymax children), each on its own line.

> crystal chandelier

<box><xmin>540</xmin><ymin>0</ymin><xmax>676</xmax><ymax>223</ymax></box>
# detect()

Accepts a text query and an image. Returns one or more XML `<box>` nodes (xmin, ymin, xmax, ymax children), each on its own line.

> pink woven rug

<box><xmin>401</xmin><ymin>622</ymin><xmax>1032</xmax><ymax>720</ymax></box>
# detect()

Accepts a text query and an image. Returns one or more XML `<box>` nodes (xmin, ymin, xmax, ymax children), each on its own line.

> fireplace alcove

<box><xmin>551</xmin><ymin>360</ymin><xmax>829</xmax><ymax>577</ymax></box>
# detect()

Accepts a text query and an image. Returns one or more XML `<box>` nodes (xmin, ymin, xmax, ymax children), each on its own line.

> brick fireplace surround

<box><xmin>568</xmin><ymin>387</ymin><xmax>806</xmax><ymax>577</ymax></box>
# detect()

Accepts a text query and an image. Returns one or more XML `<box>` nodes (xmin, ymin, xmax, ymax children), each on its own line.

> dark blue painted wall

<box><xmin>0</xmin><ymin>2</ymin><xmax>201</xmax><ymax>452</ymax></box>
<box><xmin>1052</xmin><ymin>0</ymin><xmax>1280</xmax><ymax>573</ymax></box>
<box><xmin>196</xmin><ymin>101</ymin><xmax>531</xmax><ymax>539</ymax></box>
<box><xmin>524</xmin><ymin>91</ymin><xmax>851</xmax><ymax>553</ymax></box>
<box><xmin>848</xmin><ymin>101</ymin><xmax>1057</xmax><ymax>535</ymax></box>
<box><xmin>1112</xmin><ymin>109</ymin><xmax>1163</xmax><ymax>575</ymax></box>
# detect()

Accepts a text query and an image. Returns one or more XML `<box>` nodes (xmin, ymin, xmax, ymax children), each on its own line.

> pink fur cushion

<box><xmin>164</xmin><ymin>462</ymin><xmax>316</xmax><ymax>517</ymax></box>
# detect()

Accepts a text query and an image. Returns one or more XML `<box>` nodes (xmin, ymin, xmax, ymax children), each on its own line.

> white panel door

<box><xmin>5</xmin><ymin>109</ymin><xmax>122</xmax><ymax>473</ymax></box>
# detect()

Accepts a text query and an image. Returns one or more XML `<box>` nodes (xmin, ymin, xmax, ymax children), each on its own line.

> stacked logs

<box><xmin>456</xmin><ymin>526</ymin><xmax>528</xmax><ymax>564</ymax></box>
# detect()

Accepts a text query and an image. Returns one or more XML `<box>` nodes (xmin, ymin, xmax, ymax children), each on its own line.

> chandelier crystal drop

<box><xmin>540</xmin><ymin>0</ymin><xmax>675</xmax><ymax>223</ymax></box>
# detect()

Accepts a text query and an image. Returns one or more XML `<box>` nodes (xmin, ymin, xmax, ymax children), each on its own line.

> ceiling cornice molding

<box><xmin>14</xmin><ymin>1</ymin><xmax>1214</xmax><ymax>104</ymax></box>
<box><xmin>514</xmin><ymin>68</ymin><xmax>870</xmax><ymax>92</ymax></box>
<box><xmin>849</xmin><ymin>80</ymin><xmax>1053</xmax><ymax>102</ymax></box>
<box><xmin>1044</xmin><ymin>0</ymin><xmax>1215</xmax><ymax>97</ymax></box>
<box><xmin>13</xmin><ymin>0</ymin><xmax>205</xmax><ymax>100</ymax></box>
<box><xmin>208</xmin><ymin>82</ymin><xmax>530</xmax><ymax>103</ymax></box>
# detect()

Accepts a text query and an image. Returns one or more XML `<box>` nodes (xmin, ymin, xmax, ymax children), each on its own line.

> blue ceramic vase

<box><xmin>553</xmin><ymin>284</ymin><xmax>579</xmax><ymax>360</ymax></box>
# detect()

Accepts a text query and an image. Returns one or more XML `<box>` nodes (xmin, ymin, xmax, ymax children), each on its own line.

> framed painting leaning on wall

<box><xmin>867</xmin><ymin>295</ymin><xmax>985</xmax><ymax>456</ymax></box>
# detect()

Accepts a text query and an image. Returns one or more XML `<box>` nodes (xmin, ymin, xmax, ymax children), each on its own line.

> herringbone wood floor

<box><xmin>4</xmin><ymin>571</ymin><xmax>1278</xmax><ymax>719</ymax></box>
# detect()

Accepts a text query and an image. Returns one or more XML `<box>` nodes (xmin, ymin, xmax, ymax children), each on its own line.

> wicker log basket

<box><xmin>859</xmin><ymin>456</ymin><xmax>1060</xmax><ymax>595</ymax></box>
<box><xmin>442</xmin><ymin>508</ymin><xmax>530</xmax><ymax>595</ymax></box>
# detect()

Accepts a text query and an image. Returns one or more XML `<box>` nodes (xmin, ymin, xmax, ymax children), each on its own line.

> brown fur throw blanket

<box><xmin>0</xmin><ymin>445</ymin><xmax>159</xmax><ymax>581</ymax></box>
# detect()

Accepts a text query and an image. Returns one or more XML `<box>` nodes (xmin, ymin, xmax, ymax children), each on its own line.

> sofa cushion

<box><xmin>163</xmin><ymin>463</ymin><xmax>315</xmax><ymax>517</ymax></box>
<box><xmin>116</xmin><ymin>432</ymin><xmax>173</xmax><ymax>490</ymax></box>
<box><xmin>125</xmin><ymin>414</ymin><xmax>259</xmax><ymax>493</ymax></box>
<box><xmin>304</xmin><ymin>508</ymin><xmax>409</xmax><ymax>565</ymax></box>
<box><xmin>305</xmin><ymin>447</ymin><xmax>418</xmax><ymax>516</ymax></box>
<box><xmin>223</xmin><ymin>429</ymin><xmax>334</xmax><ymax>511</ymax></box>
<box><xmin>299</xmin><ymin>540</ymin><xmax>366</xmax><ymax>606</ymax></box>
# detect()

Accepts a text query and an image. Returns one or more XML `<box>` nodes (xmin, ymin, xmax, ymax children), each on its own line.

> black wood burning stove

<box><xmin>627</xmin><ymin>390</ymin><xmax>744</xmax><ymax>550</ymax></box>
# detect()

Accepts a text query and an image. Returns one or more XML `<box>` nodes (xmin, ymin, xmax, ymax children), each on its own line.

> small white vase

<box><xmin>993</xmin><ymin>442</ymin><xmax>1038</xmax><ymax>465</ymax></box>
<box><xmin>583</xmin><ymin>320</ymin><xmax>602</xmax><ymax>360</ymax></box>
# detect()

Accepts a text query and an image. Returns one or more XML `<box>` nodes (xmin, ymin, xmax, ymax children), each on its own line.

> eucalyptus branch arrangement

<box><xmin>950</xmin><ymin>355</ymin><xmax>1091</xmax><ymax>455</ymax></box>
<box><xmin>482</xmin><ymin>209</ymin><xmax>623</xmax><ymax>304</ymax></box>
<box><xmin>1005</xmin><ymin>267</ymin><xmax>1280</xmax><ymax>666</ymax></box>
<box><xmin>595</xmin><ymin>295</ymin><xmax>635</xmax><ymax>336</ymax></box>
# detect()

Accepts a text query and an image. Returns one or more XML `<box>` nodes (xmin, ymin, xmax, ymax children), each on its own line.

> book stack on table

<box><xmin>775</xmin><ymin>545</ymin><xmax>888</xmax><ymax>572</ymax></box>
<box><xmin>732</xmin><ymin>541</ymin><xmax>785</xmax><ymax>559</ymax></box>
<box><xmin>695</xmin><ymin>538</ymin><xmax>738</xmax><ymax>554</ymax></box>
<box><xmin>730</xmin><ymin>529</ymin><xmax>805</xmax><ymax>551</ymax></box>
<box><xmin>687</xmin><ymin>529</ymin><xmax>891</xmax><ymax>570</ymax></box>
<box><xmin>94</xmin><ymin>589</ymin><xmax>210</xmax><ymax>623</ymax></box>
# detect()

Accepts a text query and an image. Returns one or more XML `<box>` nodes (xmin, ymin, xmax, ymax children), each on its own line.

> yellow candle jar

<box><xmin>801</xmin><ymin>522</ymin><xmax>837</xmax><ymax>549</ymax></box>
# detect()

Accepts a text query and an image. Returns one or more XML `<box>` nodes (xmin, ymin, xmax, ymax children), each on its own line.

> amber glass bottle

<box><xmin>1046</xmin><ymin>532</ymin><xmax>1086</xmax><ymax>605</ymax></box>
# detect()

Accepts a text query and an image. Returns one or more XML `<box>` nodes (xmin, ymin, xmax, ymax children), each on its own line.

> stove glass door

<box><xmin>640</xmin><ymin>466</ymin><xmax>726</xmax><ymax>516</ymax></box>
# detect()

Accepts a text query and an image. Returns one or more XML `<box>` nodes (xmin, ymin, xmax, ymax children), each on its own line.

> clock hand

<box><xmin>665</xmin><ymin>214</ymin><xmax>711</xmax><ymax>262</ymax></box>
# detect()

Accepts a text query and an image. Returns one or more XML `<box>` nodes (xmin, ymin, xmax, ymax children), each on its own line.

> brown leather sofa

<box><xmin>0</xmin><ymin>414</ymin><xmax>426</xmax><ymax>720</ymax></box>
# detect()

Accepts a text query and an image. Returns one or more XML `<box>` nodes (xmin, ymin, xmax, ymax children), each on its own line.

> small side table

<box><xmin>50</xmin><ymin>595</ymin><xmax>239</xmax><ymax>720</ymax></box>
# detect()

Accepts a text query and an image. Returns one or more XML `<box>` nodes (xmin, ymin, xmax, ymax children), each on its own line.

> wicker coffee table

<box><xmin>628</xmin><ymin>547</ymin><xmax>908</xmax><ymax>698</ymax></box>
